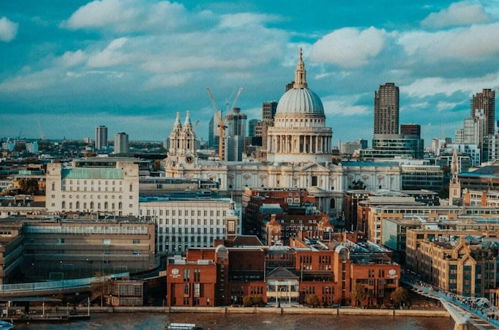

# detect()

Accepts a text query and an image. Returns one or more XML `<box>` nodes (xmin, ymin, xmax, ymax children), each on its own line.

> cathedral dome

<box><xmin>275</xmin><ymin>48</ymin><xmax>324</xmax><ymax>117</ymax></box>
<box><xmin>276</xmin><ymin>87</ymin><xmax>324</xmax><ymax>116</ymax></box>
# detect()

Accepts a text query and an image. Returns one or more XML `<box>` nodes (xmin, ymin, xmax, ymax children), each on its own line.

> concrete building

<box><xmin>472</xmin><ymin>89</ymin><xmax>496</xmax><ymax>135</ymax></box>
<box><xmin>374</xmin><ymin>83</ymin><xmax>399</xmax><ymax>135</ymax></box>
<box><xmin>46</xmin><ymin>159</ymin><xmax>140</xmax><ymax>216</ymax></box>
<box><xmin>400</xmin><ymin>124</ymin><xmax>421</xmax><ymax>137</ymax></box>
<box><xmin>361</xmin><ymin>134</ymin><xmax>424</xmax><ymax>159</ymax></box>
<box><xmin>114</xmin><ymin>132</ymin><xmax>129</xmax><ymax>154</ymax></box>
<box><xmin>248</xmin><ymin>119</ymin><xmax>259</xmax><ymax>138</ymax></box>
<box><xmin>95</xmin><ymin>125</ymin><xmax>108</xmax><ymax>151</ymax></box>
<box><xmin>401</xmin><ymin>164</ymin><xmax>443</xmax><ymax>192</ymax></box>
<box><xmin>0</xmin><ymin>217</ymin><xmax>156</xmax><ymax>283</ymax></box>
<box><xmin>139</xmin><ymin>194</ymin><xmax>239</xmax><ymax>255</ymax></box>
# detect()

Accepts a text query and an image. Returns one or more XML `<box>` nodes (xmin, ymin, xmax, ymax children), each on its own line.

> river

<box><xmin>14</xmin><ymin>313</ymin><xmax>455</xmax><ymax>329</ymax></box>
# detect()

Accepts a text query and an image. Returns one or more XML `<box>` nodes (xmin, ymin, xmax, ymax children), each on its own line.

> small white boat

<box><xmin>167</xmin><ymin>323</ymin><xmax>199</xmax><ymax>330</ymax></box>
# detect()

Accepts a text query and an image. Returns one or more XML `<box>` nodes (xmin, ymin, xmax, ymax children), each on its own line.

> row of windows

<box><xmin>158</xmin><ymin>236</ymin><xmax>223</xmax><ymax>243</ymax></box>
<box><xmin>156</xmin><ymin>219</ymin><xmax>224</xmax><ymax>226</ymax></box>
<box><xmin>61</xmin><ymin>201</ymin><xmax>133</xmax><ymax>210</ymax></box>
<box><xmin>141</xmin><ymin>209</ymin><xmax>228</xmax><ymax>217</ymax></box>
<box><xmin>158</xmin><ymin>227</ymin><xmax>225</xmax><ymax>234</ymax></box>
<box><xmin>59</xmin><ymin>194</ymin><xmax>131</xmax><ymax>200</ymax></box>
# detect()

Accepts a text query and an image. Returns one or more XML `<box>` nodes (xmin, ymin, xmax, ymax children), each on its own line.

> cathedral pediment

<box><xmin>299</xmin><ymin>162</ymin><xmax>330</xmax><ymax>172</ymax></box>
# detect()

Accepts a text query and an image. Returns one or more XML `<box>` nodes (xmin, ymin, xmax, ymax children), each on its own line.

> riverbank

<box><xmin>32</xmin><ymin>306</ymin><xmax>450</xmax><ymax>318</ymax></box>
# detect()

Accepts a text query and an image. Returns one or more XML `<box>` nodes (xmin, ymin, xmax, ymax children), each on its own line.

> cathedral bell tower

<box><xmin>166</xmin><ymin>111</ymin><xmax>197</xmax><ymax>167</ymax></box>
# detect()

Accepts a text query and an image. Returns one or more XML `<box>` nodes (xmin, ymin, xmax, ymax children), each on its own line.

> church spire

<box><xmin>293</xmin><ymin>48</ymin><xmax>307</xmax><ymax>89</ymax></box>
<box><xmin>173</xmin><ymin>112</ymin><xmax>182</xmax><ymax>129</ymax></box>
<box><xmin>183</xmin><ymin>111</ymin><xmax>192</xmax><ymax>128</ymax></box>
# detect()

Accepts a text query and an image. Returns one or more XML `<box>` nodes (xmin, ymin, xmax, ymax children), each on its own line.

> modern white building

<box><xmin>46</xmin><ymin>159</ymin><xmax>139</xmax><ymax>216</ymax></box>
<box><xmin>139</xmin><ymin>195</ymin><xmax>239</xmax><ymax>255</ymax></box>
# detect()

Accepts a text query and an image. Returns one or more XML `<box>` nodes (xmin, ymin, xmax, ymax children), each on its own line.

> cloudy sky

<box><xmin>1</xmin><ymin>0</ymin><xmax>499</xmax><ymax>143</ymax></box>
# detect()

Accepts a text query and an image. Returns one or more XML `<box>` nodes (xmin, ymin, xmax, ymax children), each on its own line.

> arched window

<box><xmin>76</xmin><ymin>201</ymin><xmax>80</xmax><ymax>209</ymax></box>
<box><xmin>62</xmin><ymin>201</ymin><xmax>66</xmax><ymax>209</ymax></box>
<box><xmin>129</xmin><ymin>184</ymin><xmax>133</xmax><ymax>192</ymax></box>
<box><xmin>104</xmin><ymin>202</ymin><xmax>108</xmax><ymax>209</ymax></box>
<box><xmin>118</xmin><ymin>202</ymin><xmax>122</xmax><ymax>210</ymax></box>
<box><xmin>51</xmin><ymin>182</ymin><xmax>55</xmax><ymax>191</ymax></box>
<box><xmin>90</xmin><ymin>201</ymin><xmax>94</xmax><ymax>209</ymax></box>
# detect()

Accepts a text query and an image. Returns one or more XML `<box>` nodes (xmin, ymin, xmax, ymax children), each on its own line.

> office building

<box><xmin>95</xmin><ymin>125</ymin><xmax>108</xmax><ymax>150</ymax></box>
<box><xmin>400</xmin><ymin>124</ymin><xmax>421</xmax><ymax>137</ymax></box>
<box><xmin>248</xmin><ymin>119</ymin><xmax>259</xmax><ymax>138</ymax></box>
<box><xmin>374</xmin><ymin>83</ymin><xmax>399</xmax><ymax>135</ymax></box>
<box><xmin>361</xmin><ymin>134</ymin><xmax>424</xmax><ymax>159</ymax></box>
<box><xmin>139</xmin><ymin>194</ymin><xmax>239</xmax><ymax>255</ymax></box>
<box><xmin>114</xmin><ymin>132</ymin><xmax>129</xmax><ymax>154</ymax></box>
<box><xmin>472</xmin><ymin>89</ymin><xmax>496</xmax><ymax>135</ymax></box>
<box><xmin>224</xmin><ymin>107</ymin><xmax>247</xmax><ymax>161</ymax></box>
<box><xmin>46</xmin><ymin>158</ymin><xmax>140</xmax><ymax>216</ymax></box>
<box><xmin>166</xmin><ymin>236</ymin><xmax>400</xmax><ymax>307</ymax></box>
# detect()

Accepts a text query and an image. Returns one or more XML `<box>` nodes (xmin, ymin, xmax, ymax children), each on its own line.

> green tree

<box><xmin>351</xmin><ymin>284</ymin><xmax>367</xmax><ymax>307</ymax></box>
<box><xmin>243</xmin><ymin>295</ymin><xmax>264</xmax><ymax>307</ymax></box>
<box><xmin>390</xmin><ymin>287</ymin><xmax>409</xmax><ymax>308</ymax></box>
<box><xmin>305</xmin><ymin>294</ymin><xmax>320</xmax><ymax>307</ymax></box>
<box><xmin>152</xmin><ymin>159</ymin><xmax>162</xmax><ymax>171</ymax></box>
<box><xmin>18</xmin><ymin>178</ymin><xmax>40</xmax><ymax>195</ymax></box>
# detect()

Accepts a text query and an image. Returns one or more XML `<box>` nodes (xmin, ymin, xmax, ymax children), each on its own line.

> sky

<box><xmin>1</xmin><ymin>0</ymin><xmax>499</xmax><ymax>143</ymax></box>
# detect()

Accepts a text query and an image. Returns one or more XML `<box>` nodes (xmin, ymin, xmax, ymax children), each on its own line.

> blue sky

<box><xmin>1</xmin><ymin>0</ymin><xmax>499</xmax><ymax>143</ymax></box>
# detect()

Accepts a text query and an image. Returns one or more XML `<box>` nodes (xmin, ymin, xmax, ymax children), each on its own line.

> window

<box><xmin>129</xmin><ymin>184</ymin><xmax>133</xmax><ymax>192</ymax></box>
<box><xmin>183</xmin><ymin>269</ymin><xmax>190</xmax><ymax>281</ymax></box>
<box><xmin>103</xmin><ymin>239</ymin><xmax>111</xmax><ymax>245</ymax></box>
<box><xmin>133</xmin><ymin>239</ymin><xmax>140</xmax><ymax>244</ymax></box>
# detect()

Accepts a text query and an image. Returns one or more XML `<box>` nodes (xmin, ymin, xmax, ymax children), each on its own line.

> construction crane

<box><xmin>206</xmin><ymin>88</ymin><xmax>243</xmax><ymax>160</ymax></box>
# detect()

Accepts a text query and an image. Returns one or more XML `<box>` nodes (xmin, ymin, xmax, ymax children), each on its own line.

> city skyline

<box><xmin>1</xmin><ymin>0</ymin><xmax>499</xmax><ymax>142</ymax></box>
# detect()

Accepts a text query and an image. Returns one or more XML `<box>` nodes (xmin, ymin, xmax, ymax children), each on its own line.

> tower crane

<box><xmin>206</xmin><ymin>88</ymin><xmax>244</xmax><ymax>160</ymax></box>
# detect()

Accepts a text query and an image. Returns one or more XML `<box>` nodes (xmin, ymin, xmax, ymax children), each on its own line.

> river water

<box><xmin>15</xmin><ymin>313</ymin><xmax>455</xmax><ymax>329</ymax></box>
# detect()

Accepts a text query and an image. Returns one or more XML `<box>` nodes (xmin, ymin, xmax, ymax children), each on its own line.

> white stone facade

<box><xmin>46</xmin><ymin>161</ymin><xmax>139</xmax><ymax>216</ymax></box>
<box><xmin>139</xmin><ymin>198</ymin><xmax>239</xmax><ymax>254</ymax></box>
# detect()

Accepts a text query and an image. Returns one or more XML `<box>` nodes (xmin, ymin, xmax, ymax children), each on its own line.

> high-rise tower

<box><xmin>472</xmin><ymin>89</ymin><xmax>495</xmax><ymax>135</ymax></box>
<box><xmin>95</xmin><ymin>125</ymin><xmax>108</xmax><ymax>150</ymax></box>
<box><xmin>374</xmin><ymin>83</ymin><xmax>399</xmax><ymax>135</ymax></box>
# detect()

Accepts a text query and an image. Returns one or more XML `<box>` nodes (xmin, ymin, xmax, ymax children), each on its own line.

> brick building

<box><xmin>166</xmin><ymin>235</ymin><xmax>400</xmax><ymax>307</ymax></box>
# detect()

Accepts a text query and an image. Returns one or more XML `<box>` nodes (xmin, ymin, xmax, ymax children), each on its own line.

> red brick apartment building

<box><xmin>166</xmin><ymin>235</ymin><xmax>399</xmax><ymax>307</ymax></box>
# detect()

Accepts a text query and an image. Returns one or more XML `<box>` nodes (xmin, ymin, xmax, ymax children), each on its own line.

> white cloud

<box><xmin>310</xmin><ymin>27</ymin><xmax>387</xmax><ymax>68</ymax></box>
<box><xmin>398</xmin><ymin>22</ymin><xmax>499</xmax><ymax>62</ymax></box>
<box><xmin>60</xmin><ymin>50</ymin><xmax>87</xmax><ymax>67</ymax></box>
<box><xmin>402</xmin><ymin>73</ymin><xmax>499</xmax><ymax>98</ymax></box>
<box><xmin>0</xmin><ymin>17</ymin><xmax>18</xmax><ymax>42</ymax></box>
<box><xmin>87</xmin><ymin>37</ymin><xmax>131</xmax><ymax>67</ymax></box>
<box><xmin>64</xmin><ymin>0</ymin><xmax>204</xmax><ymax>33</ymax></box>
<box><xmin>322</xmin><ymin>97</ymin><xmax>369</xmax><ymax>116</ymax></box>
<box><xmin>421</xmin><ymin>1</ymin><xmax>489</xmax><ymax>28</ymax></box>
<box><xmin>143</xmin><ymin>73</ymin><xmax>191</xmax><ymax>89</ymax></box>
<box><xmin>218</xmin><ymin>13</ymin><xmax>279</xmax><ymax>29</ymax></box>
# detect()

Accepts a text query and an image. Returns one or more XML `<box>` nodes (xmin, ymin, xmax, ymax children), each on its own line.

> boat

<box><xmin>167</xmin><ymin>323</ymin><xmax>200</xmax><ymax>330</ymax></box>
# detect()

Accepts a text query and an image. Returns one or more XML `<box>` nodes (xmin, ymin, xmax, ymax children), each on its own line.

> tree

<box><xmin>18</xmin><ymin>178</ymin><xmax>40</xmax><ymax>195</ymax></box>
<box><xmin>351</xmin><ymin>284</ymin><xmax>367</xmax><ymax>307</ymax></box>
<box><xmin>243</xmin><ymin>295</ymin><xmax>264</xmax><ymax>307</ymax></box>
<box><xmin>304</xmin><ymin>294</ymin><xmax>320</xmax><ymax>307</ymax></box>
<box><xmin>390</xmin><ymin>287</ymin><xmax>409</xmax><ymax>308</ymax></box>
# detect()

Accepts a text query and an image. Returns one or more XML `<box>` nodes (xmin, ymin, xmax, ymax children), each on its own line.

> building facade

<box><xmin>374</xmin><ymin>83</ymin><xmax>399</xmax><ymax>135</ymax></box>
<box><xmin>139</xmin><ymin>195</ymin><xmax>239</xmax><ymax>255</ymax></box>
<box><xmin>95</xmin><ymin>125</ymin><xmax>108</xmax><ymax>151</ymax></box>
<box><xmin>114</xmin><ymin>132</ymin><xmax>129</xmax><ymax>154</ymax></box>
<box><xmin>46</xmin><ymin>160</ymin><xmax>140</xmax><ymax>216</ymax></box>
